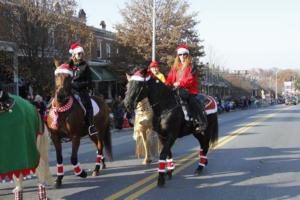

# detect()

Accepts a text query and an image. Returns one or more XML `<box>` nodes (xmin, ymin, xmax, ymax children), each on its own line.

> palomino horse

<box><xmin>133</xmin><ymin>97</ymin><xmax>159</xmax><ymax>164</ymax></box>
<box><xmin>46</xmin><ymin>63</ymin><xmax>112</xmax><ymax>188</ymax></box>
<box><xmin>0</xmin><ymin>94</ymin><xmax>53</xmax><ymax>200</ymax></box>
<box><xmin>124</xmin><ymin>67</ymin><xmax>219</xmax><ymax>187</ymax></box>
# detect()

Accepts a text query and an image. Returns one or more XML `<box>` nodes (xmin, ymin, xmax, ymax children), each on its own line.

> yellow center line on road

<box><xmin>105</xmin><ymin>106</ymin><xmax>291</xmax><ymax>200</ymax></box>
<box><xmin>104</xmin><ymin>152</ymin><xmax>198</xmax><ymax>200</ymax></box>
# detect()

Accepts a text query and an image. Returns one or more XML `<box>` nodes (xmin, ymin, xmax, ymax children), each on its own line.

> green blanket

<box><xmin>0</xmin><ymin>95</ymin><xmax>42</xmax><ymax>181</ymax></box>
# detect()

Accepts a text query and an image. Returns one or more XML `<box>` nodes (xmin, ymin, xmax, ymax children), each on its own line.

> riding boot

<box><xmin>87</xmin><ymin>104</ymin><xmax>98</xmax><ymax>135</ymax></box>
<box><xmin>81</xmin><ymin>91</ymin><xmax>97</xmax><ymax>135</ymax></box>
<box><xmin>189</xmin><ymin>96</ymin><xmax>207</xmax><ymax>132</ymax></box>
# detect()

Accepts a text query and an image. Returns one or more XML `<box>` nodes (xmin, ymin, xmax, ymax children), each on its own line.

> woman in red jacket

<box><xmin>166</xmin><ymin>44</ymin><xmax>207</xmax><ymax>132</ymax></box>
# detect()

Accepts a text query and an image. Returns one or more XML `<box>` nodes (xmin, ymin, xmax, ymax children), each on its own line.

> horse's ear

<box><xmin>53</xmin><ymin>59</ymin><xmax>60</xmax><ymax>68</ymax></box>
<box><xmin>126</xmin><ymin>73</ymin><xmax>131</xmax><ymax>81</ymax></box>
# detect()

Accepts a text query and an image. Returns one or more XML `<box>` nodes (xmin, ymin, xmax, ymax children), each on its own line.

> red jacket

<box><xmin>166</xmin><ymin>64</ymin><xmax>198</xmax><ymax>95</ymax></box>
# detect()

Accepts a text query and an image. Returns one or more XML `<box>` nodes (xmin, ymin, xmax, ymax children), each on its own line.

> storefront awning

<box><xmin>90</xmin><ymin>66</ymin><xmax>116</xmax><ymax>82</ymax></box>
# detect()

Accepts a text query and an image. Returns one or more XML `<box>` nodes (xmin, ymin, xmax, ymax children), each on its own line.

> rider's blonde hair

<box><xmin>172</xmin><ymin>55</ymin><xmax>192</xmax><ymax>71</ymax></box>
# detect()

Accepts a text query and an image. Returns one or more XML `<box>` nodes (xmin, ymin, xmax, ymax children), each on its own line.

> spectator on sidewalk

<box><xmin>112</xmin><ymin>95</ymin><xmax>125</xmax><ymax>130</ymax></box>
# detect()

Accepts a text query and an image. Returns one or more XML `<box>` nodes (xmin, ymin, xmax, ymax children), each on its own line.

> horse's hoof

<box><xmin>78</xmin><ymin>170</ymin><xmax>87</xmax><ymax>178</ymax></box>
<box><xmin>55</xmin><ymin>176</ymin><xmax>63</xmax><ymax>188</ymax></box>
<box><xmin>92</xmin><ymin>170</ymin><xmax>100</xmax><ymax>176</ymax></box>
<box><xmin>167</xmin><ymin>171</ymin><xmax>173</xmax><ymax>180</ymax></box>
<box><xmin>194</xmin><ymin>166</ymin><xmax>204</xmax><ymax>175</ymax></box>
<box><xmin>157</xmin><ymin>173</ymin><xmax>165</xmax><ymax>187</ymax></box>
<box><xmin>143</xmin><ymin>159</ymin><xmax>152</xmax><ymax>165</ymax></box>
<box><xmin>55</xmin><ymin>180</ymin><xmax>62</xmax><ymax>188</ymax></box>
<box><xmin>157</xmin><ymin>178</ymin><xmax>165</xmax><ymax>187</ymax></box>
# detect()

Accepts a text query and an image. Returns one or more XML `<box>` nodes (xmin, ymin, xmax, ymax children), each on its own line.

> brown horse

<box><xmin>46</xmin><ymin>62</ymin><xmax>112</xmax><ymax>188</ymax></box>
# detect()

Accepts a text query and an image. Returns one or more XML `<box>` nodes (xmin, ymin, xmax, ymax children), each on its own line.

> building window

<box><xmin>97</xmin><ymin>39</ymin><xmax>102</xmax><ymax>58</ymax></box>
<box><xmin>106</xmin><ymin>43</ymin><xmax>111</xmax><ymax>58</ymax></box>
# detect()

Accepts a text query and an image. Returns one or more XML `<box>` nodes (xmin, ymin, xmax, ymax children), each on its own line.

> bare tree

<box><xmin>115</xmin><ymin>0</ymin><xmax>204</xmax><ymax>67</ymax></box>
<box><xmin>0</xmin><ymin>0</ymin><xmax>93</xmax><ymax>94</ymax></box>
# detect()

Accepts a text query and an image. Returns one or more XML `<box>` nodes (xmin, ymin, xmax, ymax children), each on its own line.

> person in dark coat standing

<box><xmin>68</xmin><ymin>43</ymin><xmax>97</xmax><ymax>134</ymax></box>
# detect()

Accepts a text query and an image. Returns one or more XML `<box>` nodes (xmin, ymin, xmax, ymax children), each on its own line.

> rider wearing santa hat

<box><xmin>166</xmin><ymin>44</ymin><xmax>207</xmax><ymax>132</ymax></box>
<box><xmin>68</xmin><ymin>43</ymin><xmax>97</xmax><ymax>135</ymax></box>
<box><xmin>148</xmin><ymin>61</ymin><xmax>166</xmax><ymax>83</ymax></box>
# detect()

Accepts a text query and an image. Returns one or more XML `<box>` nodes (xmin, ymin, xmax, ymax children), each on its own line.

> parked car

<box><xmin>285</xmin><ymin>96</ymin><xmax>298</xmax><ymax>105</ymax></box>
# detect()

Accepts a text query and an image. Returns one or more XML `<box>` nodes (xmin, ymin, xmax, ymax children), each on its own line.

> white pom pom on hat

<box><xmin>69</xmin><ymin>43</ymin><xmax>84</xmax><ymax>54</ymax></box>
<box><xmin>54</xmin><ymin>63</ymin><xmax>74</xmax><ymax>77</ymax></box>
<box><xmin>176</xmin><ymin>44</ymin><xmax>189</xmax><ymax>55</ymax></box>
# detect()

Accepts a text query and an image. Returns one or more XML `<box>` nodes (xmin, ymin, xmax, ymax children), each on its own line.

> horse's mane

<box><xmin>147</xmin><ymin>77</ymin><xmax>178</xmax><ymax>109</ymax></box>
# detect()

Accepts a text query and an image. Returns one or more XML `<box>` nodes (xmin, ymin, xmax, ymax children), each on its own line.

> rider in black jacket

<box><xmin>68</xmin><ymin>43</ymin><xmax>97</xmax><ymax>135</ymax></box>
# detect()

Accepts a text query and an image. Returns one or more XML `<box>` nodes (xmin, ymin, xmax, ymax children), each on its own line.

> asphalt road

<box><xmin>1</xmin><ymin>104</ymin><xmax>300</xmax><ymax>200</ymax></box>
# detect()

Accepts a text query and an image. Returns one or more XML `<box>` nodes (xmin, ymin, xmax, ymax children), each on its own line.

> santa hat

<box><xmin>149</xmin><ymin>61</ymin><xmax>161</xmax><ymax>68</ymax></box>
<box><xmin>55</xmin><ymin>63</ymin><xmax>74</xmax><ymax>77</ymax></box>
<box><xmin>69</xmin><ymin>43</ymin><xmax>84</xmax><ymax>54</ymax></box>
<box><xmin>176</xmin><ymin>44</ymin><xmax>189</xmax><ymax>55</ymax></box>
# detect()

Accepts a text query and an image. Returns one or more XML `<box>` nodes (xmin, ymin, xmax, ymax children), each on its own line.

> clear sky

<box><xmin>77</xmin><ymin>0</ymin><xmax>300</xmax><ymax>70</ymax></box>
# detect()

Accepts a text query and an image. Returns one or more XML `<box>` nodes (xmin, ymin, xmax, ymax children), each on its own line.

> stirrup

<box><xmin>88</xmin><ymin>125</ymin><xmax>98</xmax><ymax>136</ymax></box>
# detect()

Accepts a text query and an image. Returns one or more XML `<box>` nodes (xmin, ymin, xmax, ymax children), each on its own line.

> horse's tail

<box><xmin>36</xmin><ymin>124</ymin><xmax>54</xmax><ymax>185</ymax></box>
<box><xmin>103</xmin><ymin>125</ymin><xmax>113</xmax><ymax>161</ymax></box>
<box><xmin>206</xmin><ymin>112</ymin><xmax>219</xmax><ymax>147</ymax></box>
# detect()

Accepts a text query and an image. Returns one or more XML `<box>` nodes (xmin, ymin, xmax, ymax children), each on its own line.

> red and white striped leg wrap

<box><xmin>57</xmin><ymin>164</ymin><xmax>64</xmax><ymax>176</ymax></box>
<box><xmin>13</xmin><ymin>187</ymin><xmax>23</xmax><ymax>200</ymax></box>
<box><xmin>199</xmin><ymin>149</ymin><xmax>207</xmax><ymax>167</ymax></box>
<box><xmin>158</xmin><ymin>160</ymin><xmax>166</xmax><ymax>173</ymax></box>
<box><xmin>73</xmin><ymin>163</ymin><xmax>83</xmax><ymax>175</ymax></box>
<box><xmin>38</xmin><ymin>184</ymin><xmax>47</xmax><ymax>200</ymax></box>
<box><xmin>96</xmin><ymin>155</ymin><xmax>103</xmax><ymax>166</ymax></box>
<box><xmin>167</xmin><ymin>159</ymin><xmax>175</xmax><ymax>170</ymax></box>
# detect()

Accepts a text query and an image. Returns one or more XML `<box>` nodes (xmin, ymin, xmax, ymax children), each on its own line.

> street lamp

<box><xmin>275</xmin><ymin>70</ymin><xmax>278</xmax><ymax>101</ymax></box>
<box><xmin>152</xmin><ymin>0</ymin><xmax>156</xmax><ymax>61</ymax></box>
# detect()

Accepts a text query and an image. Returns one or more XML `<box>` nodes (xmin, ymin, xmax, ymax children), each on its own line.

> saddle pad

<box><xmin>74</xmin><ymin>95</ymin><xmax>100</xmax><ymax>116</ymax></box>
<box><xmin>205</xmin><ymin>95</ymin><xmax>217</xmax><ymax>115</ymax></box>
<box><xmin>91</xmin><ymin>98</ymin><xmax>100</xmax><ymax>116</ymax></box>
<box><xmin>0</xmin><ymin>95</ymin><xmax>42</xmax><ymax>181</ymax></box>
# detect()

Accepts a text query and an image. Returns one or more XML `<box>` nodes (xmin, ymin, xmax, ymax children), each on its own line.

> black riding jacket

<box><xmin>70</xmin><ymin>59</ymin><xmax>92</xmax><ymax>91</ymax></box>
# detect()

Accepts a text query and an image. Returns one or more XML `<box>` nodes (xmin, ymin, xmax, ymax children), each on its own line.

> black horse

<box><xmin>124</xmin><ymin>67</ymin><xmax>219</xmax><ymax>187</ymax></box>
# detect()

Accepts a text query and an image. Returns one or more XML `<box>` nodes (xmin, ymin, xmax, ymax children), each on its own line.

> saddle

<box><xmin>74</xmin><ymin>94</ymin><xmax>100</xmax><ymax>116</ymax></box>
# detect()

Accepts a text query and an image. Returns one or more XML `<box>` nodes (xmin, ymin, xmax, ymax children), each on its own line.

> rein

<box><xmin>49</xmin><ymin>96</ymin><xmax>74</xmax><ymax>129</ymax></box>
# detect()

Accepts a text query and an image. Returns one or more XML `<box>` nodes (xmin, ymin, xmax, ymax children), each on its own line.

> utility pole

<box><xmin>152</xmin><ymin>0</ymin><xmax>156</xmax><ymax>61</ymax></box>
<box><xmin>275</xmin><ymin>70</ymin><xmax>278</xmax><ymax>100</ymax></box>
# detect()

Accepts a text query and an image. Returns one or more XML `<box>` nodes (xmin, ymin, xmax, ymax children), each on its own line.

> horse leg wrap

<box><xmin>199</xmin><ymin>150</ymin><xmax>207</xmax><ymax>167</ymax></box>
<box><xmin>13</xmin><ymin>187</ymin><xmax>23</xmax><ymax>200</ymax></box>
<box><xmin>57</xmin><ymin>163</ymin><xmax>64</xmax><ymax>176</ymax></box>
<box><xmin>167</xmin><ymin>159</ymin><xmax>175</xmax><ymax>170</ymax></box>
<box><xmin>38</xmin><ymin>184</ymin><xmax>47</xmax><ymax>200</ymax></box>
<box><xmin>158</xmin><ymin>160</ymin><xmax>166</xmax><ymax>173</ymax></box>
<box><xmin>96</xmin><ymin>155</ymin><xmax>103</xmax><ymax>166</ymax></box>
<box><xmin>73</xmin><ymin>163</ymin><xmax>83</xmax><ymax>175</ymax></box>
